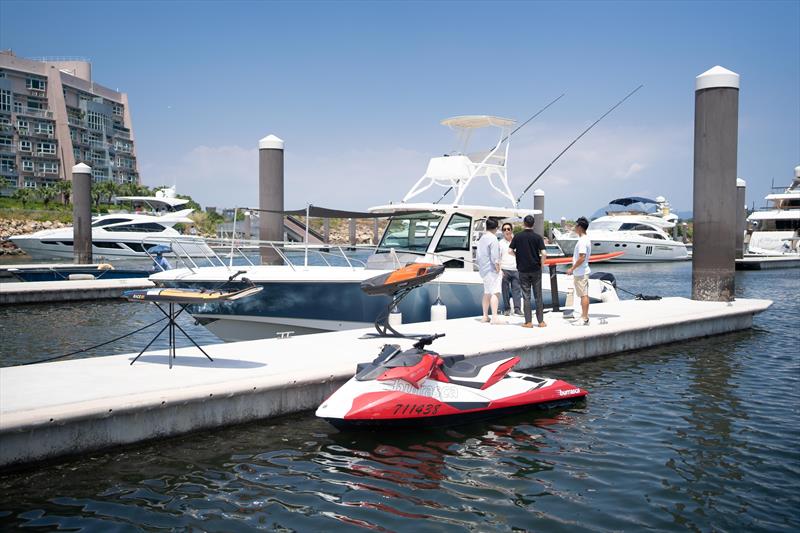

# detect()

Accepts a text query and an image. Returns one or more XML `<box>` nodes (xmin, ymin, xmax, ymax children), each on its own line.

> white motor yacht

<box><xmin>10</xmin><ymin>187</ymin><xmax>213</xmax><ymax>260</ymax></box>
<box><xmin>553</xmin><ymin>196</ymin><xmax>689</xmax><ymax>262</ymax></box>
<box><xmin>152</xmin><ymin>115</ymin><xmax>620</xmax><ymax>341</ymax></box>
<box><xmin>746</xmin><ymin>166</ymin><xmax>800</xmax><ymax>256</ymax></box>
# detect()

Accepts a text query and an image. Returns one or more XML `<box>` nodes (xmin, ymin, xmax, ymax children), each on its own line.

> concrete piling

<box><xmin>736</xmin><ymin>178</ymin><xmax>746</xmax><ymax>259</ymax></box>
<box><xmin>258</xmin><ymin>135</ymin><xmax>285</xmax><ymax>264</ymax></box>
<box><xmin>533</xmin><ymin>189</ymin><xmax>545</xmax><ymax>236</ymax></box>
<box><xmin>349</xmin><ymin>218</ymin><xmax>357</xmax><ymax>246</ymax></box>
<box><xmin>373</xmin><ymin>218</ymin><xmax>380</xmax><ymax>245</ymax></box>
<box><xmin>71</xmin><ymin>163</ymin><xmax>92</xmax><ymax>264</ymax></box>
<box><xmin>691</xmin><ymin>66</ymin><xmax>739</xmax><ymax>302</ymax></box>
<box><xmin>323</xmin><ymin>218</ymin><xmax>330</xmax><ymax>243</ymax></box>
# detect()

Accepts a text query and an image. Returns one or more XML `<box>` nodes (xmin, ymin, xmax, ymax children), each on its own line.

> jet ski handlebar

<box><xmin>412</xmin><ymin>333</ymin><xmax>445</xmax><ymax>350</ymax></box>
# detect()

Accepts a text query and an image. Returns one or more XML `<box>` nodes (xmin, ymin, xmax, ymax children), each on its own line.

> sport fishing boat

<box><xmin>10</xmin><ymin>187</ymin><xmax>212</xmax><ymax>260</ymax></box>
<box><xmin>553</xmin><ymin>196</ymin><xmax>688</xmax><ymax>262</ymax></box>
<box><xmin>746</xmin><ymin>166</ymin><xmax>800</xmax><ymax>256</ymax></box>
<box><xmin>152</xmin><ymin>116</ymin><xmax>619</xmax><ymax>341</ymax></box>
<box><xmin>316</xmin><ymin>334</ymin><xmax>588</xmax><ymax>429</ymax></box>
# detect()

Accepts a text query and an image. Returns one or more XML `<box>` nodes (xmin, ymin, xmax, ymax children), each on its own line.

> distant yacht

<box><xmin>553</xmin><ymin>196</ymin><xmax>689</xmax><ymax>262</ymax></box>
<box><xmin>746</xmin><ymin>166</ymin><xmax>800</xmax><ymax>256</ymax></box>
<box><xmin>11</xmin><ymin>187</ymin><xmax>212</xmax><ymax>260</ymax></box>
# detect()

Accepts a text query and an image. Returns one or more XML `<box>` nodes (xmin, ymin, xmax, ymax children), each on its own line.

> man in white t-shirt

<box><xmin>476</xmin><ymin>217</ymin><xmax>502</xmax><ymax>323</ymax></box>
<box><xmin>566</xmin><ymin>216</ymin><xmax>591</xmax><ymax>325</ymax></box>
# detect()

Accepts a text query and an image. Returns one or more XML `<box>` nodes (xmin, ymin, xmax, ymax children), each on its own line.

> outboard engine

<box><xmin>589</xmin><ymin>272</ymin><xmax>616</xmax><ymax>288</ymax></box>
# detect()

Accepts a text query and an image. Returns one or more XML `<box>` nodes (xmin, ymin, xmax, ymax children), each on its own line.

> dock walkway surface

<box><xmin>0</xmin><ymin>296</ymin><xmax>771</xmax><ymax>469</ymax></box>
<box><xmin>0</xmin><ymin>278</ymin><xmax>154</xmax><ymax>305</ymax></box>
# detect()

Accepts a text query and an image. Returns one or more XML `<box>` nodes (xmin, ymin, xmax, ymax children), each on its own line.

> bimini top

<box><xmin>441</xmin><ymin>115</ymin><xmax>516</xmax><ymax>130</ymax></box>
<box><xmin>116</xmin><ymin>196</ymin><xmax>190</xmax><ymax>208</ymax></box>
<box><xmin>609</xmin><ymin>196</ymin><xmax>659</xmax><ymax>206</ymax></box>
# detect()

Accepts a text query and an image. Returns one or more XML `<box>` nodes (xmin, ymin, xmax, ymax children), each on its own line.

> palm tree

<box><xmin>98</xmin><ymin>180</ymin><xmax>118</xmax><ymax>205</ymax></box>
<box><xmin>13</xmin><ymin>187</ymin><xmax>35</xmax><ymax>208</ymax></box>
<box><xmin>37</xmin><ymin>184</ymin><xmax>58</xmax><ymax>208</ymax></box>
<box><xmin>54</xmin><ymin>180</ymin><xmax>72</xmax><ymax>206</ymax></box>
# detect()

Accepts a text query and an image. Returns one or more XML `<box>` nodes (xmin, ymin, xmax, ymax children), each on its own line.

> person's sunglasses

<box><xmin>503</xmin><ymin>228</ymin><xmax>512</xmax><ymax>232</ymax></box>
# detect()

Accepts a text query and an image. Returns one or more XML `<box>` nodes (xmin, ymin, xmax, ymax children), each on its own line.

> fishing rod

<box><xmin>434</xmin><ymin>93</ymin><xmax>566</xmax><ymax>204</ymax></box>
<box><xmin>516</xmin><ymin>84</ymin><xmax>644</xmax><ymax>204</ymax></box>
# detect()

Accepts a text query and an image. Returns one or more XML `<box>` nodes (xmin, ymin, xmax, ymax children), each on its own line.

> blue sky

<box><xmin>1</xmin><ymin>0</ymin><xmax>798</xmax><ymax>218</ymax></box>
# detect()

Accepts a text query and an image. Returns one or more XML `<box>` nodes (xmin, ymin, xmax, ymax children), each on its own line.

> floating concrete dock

<box><xmin>0</xmin><ymin>296</ymin><xmax>770</xmax><ymax>470</ymax></box>
<box><xmin>735</xmin><ymin>255</ymin><xmax>800</xmax><ymax>270</ymax></box>
<box><xmin>0</xmin><ymin>278</ymin><xmax>154</xmax><ymax>305</ymax></box>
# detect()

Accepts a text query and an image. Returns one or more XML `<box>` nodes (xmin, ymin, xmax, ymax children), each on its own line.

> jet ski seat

<box><xmin>441</xmin><ymin>353</ymin><xmax>514</xmax><ymax>379</ymax></box>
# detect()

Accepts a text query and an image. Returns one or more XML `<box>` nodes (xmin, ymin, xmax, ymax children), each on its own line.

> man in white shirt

<box><xmin>498</xmin><ymin>222</ymin><xmax>522</xmax><ymax>315</ymax></box>
<box><xmin>566</xmin><ymin>216</ymin><xmax>592</xmax><ymax>325</ymax></box>
<box><xmin>476</xmin><ymin>217</ymin><xmax>502</xmax><ymax>323</ymax></box>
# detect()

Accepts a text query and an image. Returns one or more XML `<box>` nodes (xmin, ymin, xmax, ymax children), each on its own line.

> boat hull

<box><xmin>10</xmin><ymin>235</ymin><xmax>213</xmax><ymax>260</ymax></box>
<box><xmin>556</xmin><ymin>236</ymin><xmax>688</xmax><ymax>262</ymax></box>
<box><xmin>158</xmin><ymin>272</ymin><xmax>612</xmax><ymax>341</ymax></box>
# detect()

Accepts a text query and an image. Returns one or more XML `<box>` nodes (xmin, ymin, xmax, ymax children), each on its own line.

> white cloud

<box><xmin>142</xmin><ymin>123</ymin><xmax>693</xmax><ymax>220</ymax></box>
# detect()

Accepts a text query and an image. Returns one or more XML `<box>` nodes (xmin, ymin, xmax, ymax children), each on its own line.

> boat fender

<box><xmin>430</xmin><ymin>297</ymin><xmax>447</xmax><ymax>321</ymax></box>
<box><xmin>68</xmin><ymin>273</ymin><xmax>96</xmax><ymax>281</ymax></box>
<box><xmin>388</xmin><ymin>306</ymin><xmax>402</xmax><ymax>326</ymax></box>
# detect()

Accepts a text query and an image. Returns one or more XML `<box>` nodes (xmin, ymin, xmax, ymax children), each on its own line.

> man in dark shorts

<box><xmin>509</xmin><ymin>215</ymin><xmax>547</xmax><ymax>328</ymax></box>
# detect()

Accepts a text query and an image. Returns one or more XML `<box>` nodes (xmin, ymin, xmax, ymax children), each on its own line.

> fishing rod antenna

<box><xmin>516</xmin><ymin>84</ymin><xmax>644</xmax><ymax>203</ymax></box>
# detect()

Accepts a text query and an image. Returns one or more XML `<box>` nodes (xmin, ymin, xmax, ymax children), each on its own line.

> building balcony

<box><xmin>0</xmin><ymin>168</ymin><xmax>17</xmax><ymax>177</ymax></box>
<box><xmin>17</xmin><ymin>108</ymin><xmax>54</xmax><ymax>119</ymax></box>
<box><xmin>33</xmin><ymin>152</ymin><xmax>59</xmax><ymax>160</ymax></box>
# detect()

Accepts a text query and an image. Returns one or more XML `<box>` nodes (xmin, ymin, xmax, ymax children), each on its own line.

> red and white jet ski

<box><xmin>316</xmin><ymin>334</ymin><xmax>588</xmax><ymax>429</ymax></box>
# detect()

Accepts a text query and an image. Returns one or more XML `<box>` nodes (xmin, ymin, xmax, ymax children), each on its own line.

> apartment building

<box><xmin>0</xmin><ymin>50</ymin><xmax>139</xmax><ymax>194</ymax></box>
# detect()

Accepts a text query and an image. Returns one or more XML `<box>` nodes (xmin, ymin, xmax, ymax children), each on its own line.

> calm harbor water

<box><xmin>1</xmin><ymin>261</ymin><xmax>798</xmax><ymax>531</ymax></box>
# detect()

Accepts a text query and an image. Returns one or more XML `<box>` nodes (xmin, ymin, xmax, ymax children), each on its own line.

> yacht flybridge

<box><xmin>152</xmin><ymin>116</ymin><xmax>619</xmax><ymax>341</ymax></box>
<box><xmin>554</xmin><ymin>196</ymin><xmax>689</xmax><ymax>262</ymax></box>
<box><xmin>746</xmin><ymin>166</ymin><xmax>800</xmax><ymax>256</ymax></box>
<box><xmin>11</xmin><ymin>187</ymin><xmax>213</xmax><ymax>260</ymax></box>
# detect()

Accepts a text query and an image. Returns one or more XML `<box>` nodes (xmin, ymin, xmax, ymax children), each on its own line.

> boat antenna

<box><xmin>516</xmin><ymin>84</ymin><xmax>644</xmax><ymax>203</ymax></box>
<box><xmin>434</xmin><ymin>93</ymin><xmax>566</xmax><ymax>204</ymax></box>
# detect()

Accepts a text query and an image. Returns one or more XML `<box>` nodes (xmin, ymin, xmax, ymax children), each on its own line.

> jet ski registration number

<box><xmin>394</xmin><ymin>403</ymin><xmax>441</xmax><ymax>416</ymax></box>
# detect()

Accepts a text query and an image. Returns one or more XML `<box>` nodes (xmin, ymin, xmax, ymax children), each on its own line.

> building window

<box><xmin>0</xmin><ymin>89</ymin><xmax>10</xmax><ymax>112</ymax></box>
<box><xmin>39</xmin><ymin>161</ymin><xmax>58</xmax><ymax>174</ymax></box>
<box><xmin>0</xmin><ymin>156</ymin><xmax>14</xmax><ymax>172</ymax></box>
<box><xmin>37</xmin><ymin>142</ymin><xmax>56</xmax><ymax>155</ymax></box>
<box><xmin>86</xmin><ymin>111</ymin><xmax>107</xmax><ymax>132</ymax></box>
<box><xmin>22</xmin><ymin>159</ymin><xmax>33</xmax><ymax>172</ymax></box>
<box><xmin>16</xmin><ymin>119</ymin><xmax>29</xmax><ymax>134</ymax></box>
<box><xmin>26</xmin><ymin>78</ymin><xmax>47</xmax><ymax>91</ymax></box>
<box><xmin>34</xmin><ymin>122</ymin><xmax>54</xmax><ymax>136</ymax></box>
<box><xmin>19</xmin><ymin>140</ymin><xmax>31</xmax><ymax>152</ymax></box>
<box><xmin>24</xmin><ymin>179</ymin><xmax>36</xmax><ymax>188</ymax></box>
<box><xmin>0</xmin><ymin>136</ymin><xmax>12</xmax><ymax>147</ymax></box>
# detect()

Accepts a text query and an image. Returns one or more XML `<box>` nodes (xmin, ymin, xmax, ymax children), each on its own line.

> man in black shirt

<box><xmin>509</xmin><ymin>215</ymin><xmax>547</xmax><ymax>328</ymax></box>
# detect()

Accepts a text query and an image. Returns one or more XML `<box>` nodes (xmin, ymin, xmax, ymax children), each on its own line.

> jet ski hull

<box><xmin>317</xmin><ymin>370</ymin><xmax>587</xmax><ymax>430</ymax></box>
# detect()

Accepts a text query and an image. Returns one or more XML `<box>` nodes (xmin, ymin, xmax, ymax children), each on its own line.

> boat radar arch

<box><xmin>403</xmin><ymin>115</ymin><xmax>518</xmax><ymax>208</ymax></box>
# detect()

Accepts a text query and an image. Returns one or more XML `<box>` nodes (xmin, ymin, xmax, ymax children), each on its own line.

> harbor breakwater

<box><xmin>0</xmin><ymin>219</ymin><xmax>69</xmax><ymax>255</ymax></box>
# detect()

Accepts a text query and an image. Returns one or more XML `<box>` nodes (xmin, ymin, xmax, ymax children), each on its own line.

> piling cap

<box><xmin>737</xmin><ymin>178</ymin><xmax>746</xmax><ymax>187</ymax></box>
<box><xmin>72</xmin><ymin>162</ymin><xmax>92</xmax><ymax>174</ymax></box>
<box><xmin>259</xmin><ymin>135</ymin><xmax>284</xmax><ymax>150</ymax></box>
<box><xmin>533</xmin><ymin>189</ymin><xmax>545</xmax><ymax>197</ymax></box>
<box><xmin>696</xmin><ymin>66</ymin><xmax>740</xmax><ymax>91</ymax></box>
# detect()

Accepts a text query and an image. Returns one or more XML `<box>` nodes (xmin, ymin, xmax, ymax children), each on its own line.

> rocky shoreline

<box><xmin>0</xmin><ymin>219</ymin><xmax>69</xmax><ymax>256</ymax></box>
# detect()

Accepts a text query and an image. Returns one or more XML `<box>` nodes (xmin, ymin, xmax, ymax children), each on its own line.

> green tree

<box><xmin>13</xmin><ymin>187</ymin><xmax>35</xmax><ymax>208</ymax></box>
<box><xmin>54</xmin><ymin>179</ymin><xmax>72</xmax><ymax>206</ymax></box>
<box><xmin>37</xmin><ymin>184</ymin><xmax>58</xmax><ymax>208</ymax></box>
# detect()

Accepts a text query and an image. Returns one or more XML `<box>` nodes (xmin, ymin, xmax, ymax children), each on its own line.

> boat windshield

<box><xmin>379</xmin><ymin>213</ymin><xmax>443</xmax><ymax>253</ymax></box>
<box><xmin>589</xmin><ymin>220</ymin><xmax>622</xmax><ymax>231</ymax></box>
